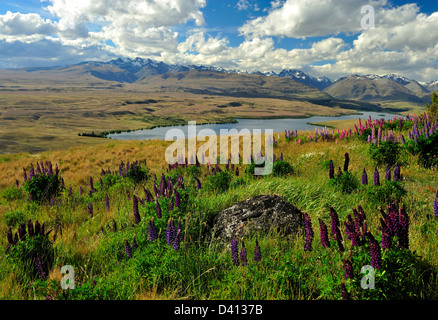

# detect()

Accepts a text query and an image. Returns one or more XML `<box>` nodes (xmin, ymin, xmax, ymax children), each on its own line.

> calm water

<box><xmin>107</xmin><ymin>112</ymin><xmax>401</xmax><ymax>140</ymax></box>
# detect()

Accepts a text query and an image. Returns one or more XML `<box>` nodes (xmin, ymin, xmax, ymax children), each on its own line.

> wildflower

<box><xmin>88</xmin><ymin>202</ymin><xmax>93</xmax><ymax>217</ymax></box>
<box><xmin>434</xmin><ymin>190</ymin><xmax>438</xmax><ymax>218</ymax></box>
<box><xmin>362</xmin><ymin>168</ymin><xmax>368</xmax><ymax>185</ymax></box>
<box><xmin>133</xmin><ymin>195</ymin><xmax>141</xmax><ymax>224</ymax></box>
<box><xmin>254</xmin><ymin>238</ymin><xmax>261</xmax><ymax>262</ymax></box>
<box><xmin>240</xmin><ymin>241</ymin><xmax>248</xmax><ymax>266</ymax></box>
<box><xmin>195</xmin><ymin>178</ymin><xmax>201</xmax><ymax>189</ymax></box>
<box><xmin>303</xmin><ymin>212</ymin><xmax>314</xmax><ymax>251</ymax></box>
<box><xmin>148</xmin><ymin>218</ymin><xmax>158</xmax><ymax>241</ymax></box>
<box><xmin>344</xmin><ymin>258</ymin><xmax>354</xmax><ymax>279</ymax></box>
<box><xmin>340</xmin><ymin>282</ymin><xmax>350</xmax><ymax>300</ymax></box>
<box><xmin>174</xmin><ymin>189</ymin><xmax>180</xmax><ymax>208</ymax></box>
<box><xmin>318</xmin><ymin>218</ymin><xmax>330</xmax><ymax>248</ymax></box>
<box><xmin>35</xmin><ymin>254</ymin><xmax>46</xmax><ymax>279</ymax></box>
<box><xmin>329</xmin><ymin>207</ymin><xmax>340</xmax><ymax>239</ymax></box>
<box><xmin>235</xmin><ymin>167</ymin><xmax>239</xmax><ymax>177</ymax></box>
<box><xmin>366</xmin><ymin>232</ymin><xmax>382</xmax><ymax>269</ymax></box>
<box><xmin>166</xmin><ymin>218</ymin><xmax>176</xmax><ymax>245</ymax></box>
<box><xmin>132</xmin><ymin>236</ymin><xmax>138</xmax><ymax>252</ymax></box>
<box><xmin>329</xmin><ymin>160</ymin><xmax>334</xmax><ymax>179</ymax></box>
<box><xmin>156</xmin><ymin>199</ymin><xmax>162</xmax><ymax>219</ymax></box>
<box><xmin>374</xmin><ymin>167</ymin><xmax>380</xmax><ymax>187</ymax></box>
<box><xmin>173</xmin><ymin>229</ymin><xmax>182</xmax><ymax>250</ymax></box>
<box><xmin>105</xmin><ymin>194</ymin><xmax>110</xmax><ymax>211</ymax></box>
<box><xmin>393</xmin><ymin>163</ymin><xmax>401</xmax><ymax>182</ymax></box>
<box><xmin>343</xmin><ymin>153</ymin><xmax>349</xmax><ymax>172</ymax></box>
<box><xmin>27</xmin><ymin>219</ymin><xmax>34</xmax><ymax>238</ymax></box>
<box><xmin>125</xmin><ymin>240</ymin><xmax>132</xmax><ymax>259</ymax></box>
<box><xmin>380</xmin><ymin>218</ymin><xmax>392</xmax><ymax>249</ymax></box>
<box><xmin>69</xmin><ymin>187</ymin><xmax>73</xmax><ymax>197</ymax></box>
<box><xmin>398</xmin><ymin>207</ymin><xmax>409</xmax><ymax>249</ymax></box>
<box><xmin>231</xmin><ymin>237</ymin><xmax>239</xmax><ymax>266</ymax></box>
<box><xmin>385</xmin><ymin>166</ymin><xmax>391</xmax><ymax>181</ymax></box>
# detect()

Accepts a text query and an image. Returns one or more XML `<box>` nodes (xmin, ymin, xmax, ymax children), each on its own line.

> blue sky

<box><xmin>0</xmin><ymin>0</ymin><xmax>437</xmax><ymax>82</ymax></box>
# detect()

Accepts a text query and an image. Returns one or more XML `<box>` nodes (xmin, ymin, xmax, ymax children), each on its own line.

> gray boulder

<box><xmin>211</xmin><ymin>194</ymin><xmax>303</xmax><ymax>242</ymax></box>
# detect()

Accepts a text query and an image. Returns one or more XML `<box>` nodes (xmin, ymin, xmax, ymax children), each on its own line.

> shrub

<box><xmin>24</xmin><ymin>173</ymin><xmax>63</xmax><ymax>203</ymax></box>
<box><xmin>7</xmin><ymin>233</ymin><xmax>55</xmax><ymax>281</ymax></box>
<box><xmin>3</xmin><ymin>209</ymin><xmax>27</xmax><ymax>228</ymax></box>
<box><xmin>1</xmin><ymin>186</ymin><xmax>24</xmax><ymax>202</ymax></box>
<box><xmin>365</xmin><ymin>180</ymin><xmax>407</xmax><ymax>204</ymax></box>
<box><xmin>403</xmin><ymin>131</ymin><xmax>438</xmax><ymax>169</ymax></box>
<box><xmin>205</xmin><ymin>170</ymin><xmax>232</xmax><ymax>192</ymax></box>
<box><xmin>328</xmin><ymin>171</ymin><xmax>359</xmax><ymax>194</ymax></box>
<box><xmin>368</xmin><ymin>140</ymin><xmax>401</xmax><ymax>167</ymax></box>
<box><xmin>272</xmin><ymin>160</ymin><xmax>294</xmax><ymax>177</ymax></box>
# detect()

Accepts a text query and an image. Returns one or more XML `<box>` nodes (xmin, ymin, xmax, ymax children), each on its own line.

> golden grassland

<box><xmin>0</xmin><ymin>87</ymin><xmax>358</xmax><ymax>154</ymax></box>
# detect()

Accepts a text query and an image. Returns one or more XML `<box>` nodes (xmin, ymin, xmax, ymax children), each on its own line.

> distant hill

<box><xmin>324</xmin><ymin>74</ymin><xmax>431</xmax><ymax>106</ymax></box>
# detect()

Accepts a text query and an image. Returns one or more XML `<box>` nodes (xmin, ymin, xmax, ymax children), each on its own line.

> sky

<box><xmin>0</xmin><ymin>0</ymin><xmax>437</xmax><ymax>82</ymax></box>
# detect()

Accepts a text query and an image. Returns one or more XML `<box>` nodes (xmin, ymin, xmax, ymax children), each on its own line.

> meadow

<box><xmin>0</xmin><ymin>108</ymin><xmax>437</xmax><ymax>300</ymax></box>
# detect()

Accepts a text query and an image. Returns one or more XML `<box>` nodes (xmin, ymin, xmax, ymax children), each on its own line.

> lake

<box><xmin>107</xmin><ymin>111</ymin><xmax>401</xmax><ymax>140</ymax></box>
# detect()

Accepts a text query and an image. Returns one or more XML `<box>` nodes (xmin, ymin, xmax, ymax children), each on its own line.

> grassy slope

<box><xmin>1</xmin><ymin>121</ymin><xmax>437</xmax><ymax>300</ymax></box>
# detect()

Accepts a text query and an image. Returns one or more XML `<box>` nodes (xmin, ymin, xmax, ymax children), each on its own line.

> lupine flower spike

<box><xmin>254</xmin><ymin>238</ymin><xmax>261</xmax><ymax>262</ymax></box>
<box><xmin>231</xmin><ymin>237</ymin><xmax>239</xmax><ymax>266</ymax></box>
<box><xmin>240</xmin><ymin>241</ymin><xmax>248</xmax><ymax>266</ymax></box>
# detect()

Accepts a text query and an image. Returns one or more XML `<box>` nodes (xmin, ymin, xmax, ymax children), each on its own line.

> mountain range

<box><xmin>1</xmin><ymin>57</ymin><xmax>436</xmax><ymax>109</ymax></box>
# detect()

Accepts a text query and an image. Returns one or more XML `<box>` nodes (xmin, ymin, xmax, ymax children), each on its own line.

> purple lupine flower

<box><xmin>385</xmin><ymin>165</ymin><xmax>391</xmax><ymax>181</ymax></box>
<box><xmin>195</xmin><ymin>178</ymin><xmax>201</xmax><ymax>189</ymax></box>
<box><xmin>90</xmin><ymin>177</ymin><xmax>95</xmax><ymax>192</ymax></box>
<box><xmin>345</xmin><ymin>216</ymin><xmax>360</xmax><ymax>247</ymax></box>
<box><xmin>240</xmin><ymin>241</ymin><xmax>248</xmax><ymax>266</ymax></box>
<box><xmin>69</xmin><ymin>187</ymin><xmax>73</xmax><ymax>197</ymax></box>
<box><xmin>318</xmin><ymin>218</ymin><xmax>330</xmax><ymax>248</ymax></box>
<box><xmin>231</xmin><ymin>237</ymin><xmax>239</xmax><ymax>266</ymax></box>
<box><xmin>34</xmin><ymin>220</ymin><xmax>41</xmax><ymax>235</ymax></box>
<box><xmin>329</xmin><ymin>207</ymin><xmax>340</xmax><ymax>239</ymax></box>
<box><xmin>434</xmin><ymin>190</ymin><xmax>438</xmax><ymax>218</ymax></box>
<box><xmin>171</xmin><ymin>228</ymin><xmax>181</xmax><ymax>250</ymax></box>
<box><xmin>343</xmin><ymin>153</ymin><xmax>349</xmax><ymax>172</ymax></box>
<box><xmin>340</xmin><ymin>282</ymin><xmax>350</xmax><ymax>300</ymax></box>
<box><xmin>23</xmin><ymin>168</ymin><xmax>27</xmax><ymax>182</ymax></box>
<box><xmin>380</xmin><ymin>218</ymin><xmax>392</xmax><ymax>249</ymax></box>
<box><xmin>50</xmin><ymin>197</ymin><xmax>55</xmax><ymax>206</ymax></box>
<box><xmin>362</xmin><ymin>168</ymin><xmax>368</xmax><ymax>185</ymax></box>
<box><xmin>329</xmin><ymin>160</ymin><xmax>334</xmax><ymax>180</ymax></box>
<box><xmin>174</xmin><ymin>189</ymin><xmax>180</xmax><ymax>208</ymax></box>
<box><xmin>344</xmin><ymin>259</ymin><xmax>354</xmax><ymax>279</ymax></box>
<box><xmin>18</xmin><ymin>223</ymin><xmax>26</xmax><ymax>241</ymax></box>
<box><xmin>125</xmin><ymin>240</ymin><xmax>132</xmax><ymax>259</ymax></box>
<box><xmin>133</xmin><ymin>195</ymin><xmax>141</xmax><ymax>224</ymax></box>
<box><xmin>105</xmin><ymin>194</ymin><xmax>110</xmax><ymax>211</ymax></box>
<box><xmin>374</xmin><ymin>167</ymin><xmax>380</xmax><ymax>187</ymax></box>
<box><xmin>166</xmin><ymin>218</ymin><xmax>176</xmax><ymax>246</ymax></box>
<box><xmin>132</xmin><ymin>236</ymin><xmax>138</xmax><ymax>251</ymax></box>
<box><xmin>27</xmin><ymin>219</ymin><xmax>34</xmax><ymax>238</ymax></box>
<box><xmin>7</xmin><ymin>228</ymin><xmax>13</xmax><ymax>245</ymax></box>
<box><xmin>80</xmin><ymin>186</ymin><xmax>83</xmax><ymax>195</ymax></box>
<box><xmin>366</xmin><ymin>232</ymin><xmax>382</xmax><ymax>269</ymax></box>
<box><xmin>254</xmin><ymin>238</ymin><xmax>261</xmax><ymax>262</ymax></box>
<box><xmin>156</xmin><ymin>199</ymin><xmax>162</xmax><ymax>218</ymax></box>
<box><xmin>337</xmin><ymin>167</ymin><xmax>342</xmax><ymax>179</ymax></box>
<box><xmin>398</xmin><ymin>207</ymin><xmax>409</xmax><ymax>249</ymax></box>
<box><xmin>393</xmin><ymin>163</ymin><xmax>401</xmax><ymax>182</ymax></box>
<box><xmin>148</xmin><ymin>218</ymin><xmax>158</xmax><ymax>241</ymax></box>
<box><xmin>235</xmin><ymin>167</ymin><xmax>239</xmax><ymax>176</ymax></box>
<box><xmin>303</xmin><ymin>212</ymin><xmax>314</xmax><ymax>251</ymax></box>
<box><xmin>88</xmin><ymin>202</ymin><xmax>93</xmax><ymax>217</ymax></box>
<box><xmin>35</xmin><ymin>254</ymin><xmax>46</xmax><ymax>279</ymax></box>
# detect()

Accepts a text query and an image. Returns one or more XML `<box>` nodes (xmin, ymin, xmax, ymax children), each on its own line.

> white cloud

<box><xmin>0</xmin><ymin>11</ymin><xmax>57</xmax><ymax>36</ymax></box>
